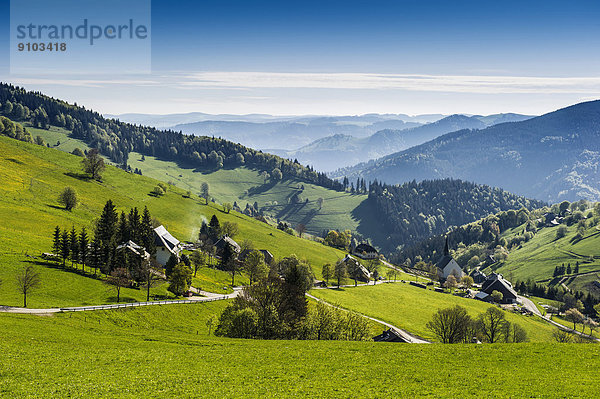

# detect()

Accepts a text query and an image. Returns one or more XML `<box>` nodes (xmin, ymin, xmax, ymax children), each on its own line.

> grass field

<box><xmin>13</xmin><ymin>124</ymin><xmax>382</xmax><ymax>241</ymax></box>
<box><xmin>311</xmin><ymin>282</ymin><xmax>557</xmax><ymax>342</ymax></box>
<box><xmin>483</xmin><ymin>220</ymin><xmax>600</xmax><ymax>297</ymax></box>
<box><xmin>0</xmin><ymin>304</ymin><xmax>598</xmax><ymax>398</ymax></box>
<box><xmin>0</xmin><ymin>136</ymin><xmax>348</xmax><ymax>307</ymax></box>
<box><xmin>127</xmin><ymin>152</ymin><xmax>385</xmax><ymax>241</ymax></box>
<box><xmin>26</xmin><ymin>123</ymin><xmax>91</xmax><ymax>154</ymax></box>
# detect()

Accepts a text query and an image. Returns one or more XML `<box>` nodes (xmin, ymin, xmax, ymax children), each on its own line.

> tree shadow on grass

<box><xmin>64</xmin><ymin>172</ymin><xmax>92</xmax><ymax>181</ymax></box>
<box><xmin>24</xmin><ymin>259</ymin><xmax>103</xmax><ymax>281</ymax></box>
<box><xmin>105</xmin><ymin>296</ymin><xmax>138</xmax><ymax>304</ymax></box>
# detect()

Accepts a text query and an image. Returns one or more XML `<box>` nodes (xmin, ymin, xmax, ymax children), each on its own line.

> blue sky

<box><xmin>1</xmin><ymin>0</ymin><xmax>600</xmax><ymax>115</ymax></box>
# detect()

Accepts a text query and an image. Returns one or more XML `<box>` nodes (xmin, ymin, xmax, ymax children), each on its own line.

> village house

<box><xmin>153</xmin><ymin>225</ymin><xmax>181</xmax><ymax>265</ymax></box>
<box><xmin>342</xmin><ymin>254</ymin><xmax>371</xmax><ymax>282</ymax></box>
<box><xmin>480</xmin><ymin>273</ymin><xmax>518</xmax><ymax>304</ymax></box>
<box><xmin>239</xmin><ymin>249</ymin><xmax>274</xmax><ymax>264</ymax></box>
<box><xmin>470</xmin><ymin>269</ymin><xmax>487</xmax><ymax>285</ymax></box>
<box><xmin>436</xmin><ymin>238</ymin><xmax>464</xmax><ymax>280</ymax></box>
<box><xmin>116</xmin><ymin>240</ymin><xmax>150</xmax><ymax>261</ymax></box>
<box><xmin>352</xmin><ymin>243</ymin><xmax>379</xmax><ymax>260</ymax></box>
<box><xmin>214</xmin><ymin>235</ymin><xmax>241</xmax><ymax>256</ymax></box>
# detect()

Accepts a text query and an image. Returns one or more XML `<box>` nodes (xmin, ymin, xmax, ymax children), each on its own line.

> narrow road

<box><xmin>306</xmin><ymin>293</ymin><xmax>430</xmax><ymax>344</ymax></box>
<box><xmin>519</xmin><ymin>296</ymin><xmax>600</xmax><ymax>342</ymax></box>
<box><xmin>518</xmin><ymin>295</ymin><xmax>542</xmax><ymax>316</ymax></box>
<box><xmin>0</xmin><ymin>288</ymin><xmax>240</xmax><ymax>314</ymax></box>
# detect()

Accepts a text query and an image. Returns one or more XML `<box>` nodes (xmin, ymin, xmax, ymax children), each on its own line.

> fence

<box><xmin>60</xmin><ymin>296</ymin><xmax>230</xmax><ymax>312</ymax></box>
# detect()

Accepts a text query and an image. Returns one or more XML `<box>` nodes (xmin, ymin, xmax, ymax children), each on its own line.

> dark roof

<box><xmin>355</xmin><ymin>243</ymin><xmax>377</xmax><ymax>254</ymax></box>
<box><xmin>373</xmin><ymin>329</ymin><xmax>409</xmax><ymax>343</ymax></box>
<box><xmin>214</xmin><ymin>236</ymin><xmax>241</xmax><ymax>253</ymax></box>
<box><xmin>238</xmin><ymin>249</ymin><xmax>274</xmax><ymax>263</ymax></box>
<box><xmin>470</xmin><ymin>269</ymin><xmax>487</xmax><ymax>283</ymax></box>
<box><xmin>482</xmin><ymin>278</ymin><xmax>518</xmax><ymax>301</ymax></box>
<box><xmin>436</xmin><ymin>255</ymin><xmax>454</xmax><ymax>270</ymax></box>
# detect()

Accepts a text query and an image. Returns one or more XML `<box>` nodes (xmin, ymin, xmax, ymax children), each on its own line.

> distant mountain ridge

<box><xmin>333</xmin><ymin>100</ymin><xmax>600</xmax><ymax>202</ymax></box>
<box><xmin>274</xmin><ymin>114</ymin><xmax>491</xmax><ymax>171</ymax></box>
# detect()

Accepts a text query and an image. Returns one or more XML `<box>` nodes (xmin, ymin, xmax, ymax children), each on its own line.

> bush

<box><xmin>150</xmin><ymin>186</ymin><xmax>165</xmax><ymax>196</ymax></box>
<box><xmin>556</xmin><ymin>225</ymin><xmax>568</xmax><ymax>239</ymax></box>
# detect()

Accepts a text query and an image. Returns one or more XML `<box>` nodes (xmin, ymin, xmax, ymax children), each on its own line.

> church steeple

<box><xmin>444</xmin><ymin>236</ymin><xmax>449</xmax><ymax>256</ymax></box>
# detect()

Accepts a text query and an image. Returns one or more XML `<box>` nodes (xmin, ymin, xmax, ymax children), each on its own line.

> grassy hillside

<box><xmin>0</xmin><ymin>136</ymin><xmax>347</xmax><ymax>307</ymax></box>
<box><xmin>1</xmin><ymin>306</ymin><xmax>598</xmax><ymax>398</ymax></box>
<box><xmin>488</xmin><ymin>221</ymin><xmax>600</xmax><ymax>294</ymax></box>
<box><xmin>126</xmin><ymin>151</ymin><xmax>377</xmax><ymax>237</ymax></box>
<box><xmin>311</xmin><ymin>283</ymin><xmax>556</xmax><ymax>342</ymax></box>
<box><xmin>15</xmin><ymin>123</ymin><xmax>381</xmax><ymax>241</ymax></box>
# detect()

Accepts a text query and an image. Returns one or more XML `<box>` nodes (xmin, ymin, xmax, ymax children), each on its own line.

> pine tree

<box><xmin>60</xmin><ymin>230</ymin><xmax>70</xmax><ymax>266</ymax></box>
<box><xmin>574</xmin><ymin>261</ymin><xmax>580</xmax><ymax>274</ymax></box>
<box><xmin>90</xmin><ymin>236</ymin><xmax>102</xmax><ymax>275</ymax></box>
<box><xmin>128</xmin><ymin>207</ymin><xmax>141</xmax><ymax>243</ymax></box>
<box><xmin>79</xmin><ymin>227</ymin><xmax>89</xmax><ymax>272</ymax></box>
<box><xmin>52</xmin><ymin>226</ymin><xmax>61</xmax><ymax>256</ymax></box>
<box><xmin>69</xmin><ymin>226</ymin><xmax>79</xmax><ymax>266</ymax></box>
<box><xmin>209</xmin><ymin>214</ymin><xmax>221</xmax><ymax>241</ymax></box>
<box><xmin>140</xmin><ymin>206</ymin><xmax>155</xmax><ymax>255</ymax></box>
<box><xmin>95</xmin><ymin>200</ymin><xmax>118</xmax><ymax>270</ymax></box>
<box><xmin>117</xmin><ymin>211</ymin><xmax>129</xmax><ymax>244</ymax></box>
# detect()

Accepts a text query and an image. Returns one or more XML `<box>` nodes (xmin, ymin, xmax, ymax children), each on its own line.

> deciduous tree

<box><xmin>168</xmin><ymin>263</ymin><xmax>193</xmax><ymax>296</ymax></box>
<box><xmin>58</xmin><ymin>187</ymin><xmax>78</xmax><ymax>211</ymax></box>
<box><xmin>564</xmin><ymin>308</ymin><xmax>584</xmax><ymax>331</ymax></box>
<box><xmin>106</xmin><ymin>267</ymin><xmax>130</xmax><ymax>303</ymax></box>
<box><xmin>16</xmin><ymin>265</ymin><xmax>41</xmax><ymax>308</ymax></box>
<box><xmin>82</xmin><ymin>148</ymin><xmax>105</xmax><ymax>180</ymax></box>
<box><xmin>426</xmin><ymin>305</ymin><xmax>472</xmax><ymax>343</ymax></box>
<box><xmin>476</xmin><ymin>307</ymin><xmax>507</xmax><ymax>343</ymax></box>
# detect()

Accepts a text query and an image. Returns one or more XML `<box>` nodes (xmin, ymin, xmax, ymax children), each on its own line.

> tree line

<box><xmin>51</xmin><ymin>201</ymin><xmax>156</xmax><ymax>281</ymax></box>
<box><xmin>427</xmin><ymin>305</ymin><xmax>528</xmax><ymax>344</ymax></box>
<box><xmin>368</xmin><ymin>178</ymin><xmax>545</xmax><ymax>254</ymax></box>
<box><xmin>0</xmin><ymin>83</ymin><xmax>345</xmax><ymax>191</ymax></box>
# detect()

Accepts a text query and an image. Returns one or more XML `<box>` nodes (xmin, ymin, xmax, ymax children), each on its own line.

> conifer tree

<box><xmin>79</xmin><ymin>227</ymin><xmax>89</xmax><ymax>271</ymax></box>
<box><xmin>209</xmin><ymin>214</ymin><xmax>221</xmax><ymax>241</ymax></box>
<box><xmin>140</xmin><ymin>206</ymin><xmax>155</xmax><ymax>255</ymax></box>
<box><xmin>60</xmin><ymin>230</ymin><xmax>70</xmax><ymax>266</ymax></box>
<box><xmin>69</xmin><ymin>226</ymin><xmax>79</xmax><ymax>266</ymax></box>
<box><xmin>52</xmin><ymin>226</ymin><xmax>61</xmax><ymax>256</ymax></box>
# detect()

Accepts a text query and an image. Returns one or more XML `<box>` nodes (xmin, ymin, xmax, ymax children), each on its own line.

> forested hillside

<box><xmin>0</xmin><ymin>83</ymin><xmax>343</xmax><ymax>191</ymax></box>
<box><xmin>368</xmin><ymin>179</ymin><xmax>545</xmax><ymax>251</ymax></box>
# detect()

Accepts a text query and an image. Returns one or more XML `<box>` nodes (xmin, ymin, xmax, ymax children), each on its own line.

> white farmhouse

<box><xmin>153</xmin><ymin>225</ymin><xmax>181</xmax><ymax>265</ymax></box>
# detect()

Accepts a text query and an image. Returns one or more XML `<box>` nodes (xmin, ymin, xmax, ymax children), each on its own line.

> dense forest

<box><xmin>368</xmin><ymin>178</ymin><xmax>546</xmax><ymax>252</ymax></box>
<box><xmin>0</xmin><ymin>83</ymin><xmax>344</xmax><ymax>191</ymax></box>
<box><xmin>395</xmin><ymin>199</ymin><xmax>593</xmax><ymax>266</ymax></box>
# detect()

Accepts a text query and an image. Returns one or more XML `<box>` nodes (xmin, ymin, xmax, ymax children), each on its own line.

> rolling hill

<box><xmin>169</xmin><ymin>117</ymin><xmax>422</xmax><ymax>151</ymax></box>
<box><xmin>335</xmin><ymin>100</ymin><xmax>600</xmax><ymax>203</ymax></box>
<box><xmin>274</xmin><ymin>114</ymin><xmax>499</xmax><ymax>171</ymax></box>
<box><xmin>0</xmin><ymin>134</ymin><xmax>353</xmax><ymax>307</ymax></box>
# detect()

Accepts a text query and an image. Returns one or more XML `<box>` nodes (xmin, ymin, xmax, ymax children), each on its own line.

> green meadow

<box><xmin>14</xmin><ymin>122</ymin><xmax>382</xmax><ymax>239</ymax></box>
<box><xmin>0</xmin><ymin>135</ymin><xmax>347</xmax><ymax>307</ymax></box>
<box><xmin>0</xmin><ymin>305</ymin><xmax>598</xmax><ymax>398</ymax></box>
<box><xmin>311</xmin><ymin>282</ymin><xmax>556</xmax><ymax>342</ymax></box>
<box><xmin>490</xmin><ymin>221</ymin><xmax>600</xmax><ymax>289</ymax></box>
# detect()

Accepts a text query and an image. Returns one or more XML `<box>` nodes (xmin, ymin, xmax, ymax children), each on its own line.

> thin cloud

<box><xmin>180</xmin><ymin>71</ymin><xmax>600</xmax><ymax>94</ymax></box>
